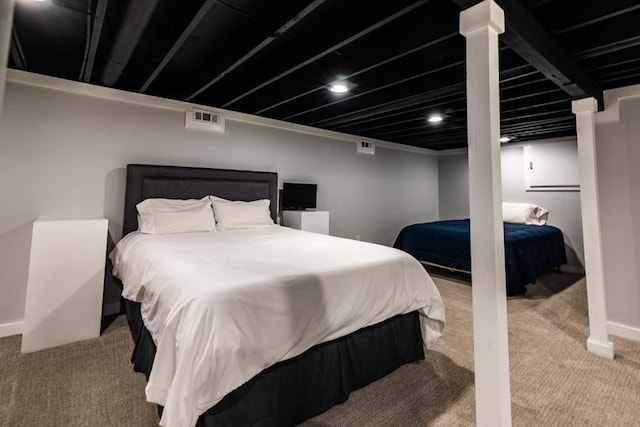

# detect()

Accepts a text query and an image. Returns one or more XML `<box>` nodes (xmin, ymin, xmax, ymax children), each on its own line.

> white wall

<box><xmin>0</xmin><ymin>81</ymin><xmax>439</xmax><ymax>328</ymax></box>
<box><xmin>596</xmin><ymin>94</ymin><xmax>640</xmax><ymax>335</ymax></box>
<box><xmin>438</xmin><ymin>139</ymin><xmax>584</xmax><ymax>270</ymax></box>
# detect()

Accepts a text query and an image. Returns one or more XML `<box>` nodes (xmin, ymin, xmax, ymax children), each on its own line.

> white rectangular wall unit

<box><xmin>523</xmin><ymin>140</ymin><xmax>580</xmax><ymax>192</ymax></box>
<box><xmin>21</xmin><ymin>218</ymin><xmax>108</xmax><ymax>353</ymax></box>
<box><xmin>282</xmin><ymin>211</ymin><xmax>329</xmax><ymax>235</ymax></box>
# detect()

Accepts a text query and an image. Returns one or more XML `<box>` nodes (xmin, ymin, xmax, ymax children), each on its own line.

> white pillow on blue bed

<box><xmin>136</xmin><ymin>197</ymin><xmax>216</xmax><ymax>234</ymax></box>
<box><xmin>502</xmin><ymin>202</ymin><xmax>549</xmax><ymax>225</ymax></box>
<box><xmin>211</xmin><ymin>199</ymin><xmax>274</xmax><ymax>230</ymax></box>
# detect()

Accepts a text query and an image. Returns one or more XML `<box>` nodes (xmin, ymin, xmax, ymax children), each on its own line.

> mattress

<box><xmin>111</xmin><ymin>226</ymin><xmax>445</xmax><ymax>427</ymax></box>
<box><xmin>394</xmin><ymin>219</ymin><xmax>567</xmax><ymax>295</ymax></box>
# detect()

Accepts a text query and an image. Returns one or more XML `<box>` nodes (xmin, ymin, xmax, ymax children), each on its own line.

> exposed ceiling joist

<box><xmin>81</xmin><ymin>0</ymin><xmax>108</xmax><ymax>82</ymax></box>
<box><xmin>371</xmin><ymin>103</ymin><xmax>572</xmax><ymax>141</ymax></box>
<box><xmin>333</xmin><ymin>96</ymin><xmax>467</xmax><ymax>132</ymax></box>
<box><xmin>556</xmin><ymin>3</ymin><xmax>640</xmax><ymax>35</ymax></box>
<box><xmin>101</xmin><ymin>0</ymin><xmax>160</xmax><ymax>86</ymax></box>
<box><xmin>501</xmin><ymin>116</ymin><xmax>573</xmax><ymax>132</ymax></box>
<box><xmin>354</xmin><ymin>116</ymin><xmax>425</xmax><ymax>134</ymax></box>
<box><xmin>502</xmin><ymin>97</ymin><xmax>569</xmax><ymax>114</ymax></box>
<box><xmin>501</xmin><ymin>87</ymin><xmax>564</xmax><ymax>103</ymax></box>
<box><xmin>374</xmin><ymin>118</ymin><xmax>467</xmax><ymax>139</ymax></box>
<box><xmin>388</xmin><ymin>128</ymin><xmax>467</xmax><ymax>142</ymax></box>
<box><xmin>186</xmin><ymin>0</ymin><xmax>328</xmax><ymax>101</ymax></box>
<box><xmin>602</xmin><ymin>71</ymin><xmax>640</xmax><ymax>86</ymax></box>
<box><xmin>511</xmin><ymin>124</ymin><xmax>575</xmax><ymax>137</ymax></box>
<box><xmin>78</xmin><ymin>0</ymin><xmax>92</xmax><ymax>80</ymax></box>
<box><xmin>10</xmin><ymin>27</ymin><xmax>27</xmax><ymax>70</ymax></box>
<box><xmin>284</xmin><ymin>60</ymin><xmax>465</xmax><ymax>121</ymax></box>
<box><xmin>313</xmin><ymin>64</ymin><xmax>557</xmax><ymax>128</ymax></box>
<box><xmin>501</xmin><ymin>76</ymin><xmax>548</xmax><ymax>90</ymax></box>
<box><xmin>220</xmin><ymin>0</ymin><xmax>434</xmax><ymax>108</ymax></box>
<box><xmin>368</xmin><ymin>104</ymin><xmax>570</xmax><ymax>139</ymax></box>
<box><xmin>140</xmin><ymin>0</ymin><xmax>218</xmax><ymax>93</ymax></box>
<box><xmin>577</xmin><ymin>35</ymin><xmax>640</xmax><ymax>60</ymax></box>
<box><xmin>255</xmin><ymin>31</ymin><xmax>459</xmax><ymax>115</ymax></box>
<box><xmin>312</xmin><ymin>82</ymin><xmax>464</xmax><ymax>128</ymax></box>
<box><xmin>451</xmin><ymin>0</ymin><xmax>603</xmax><ymax>107</ymax></box>
<box><xmin>404</xmin><ymin>131</ymin><xmax>468</xmax><ymax>146</ymax></box>
<box><xmin>502</xmin><ymin>108</ymin><xmax>567</xmax><ymax>121</ymax></box>
<box><xmin>499</xmin><ymin>64</ymin><xmax>536</xmax><ymax>83</ymax></box>
<box><xmin>593</xmin><ymin>57</ymin><xmax>640</xmax><ymax>72</ymax></box>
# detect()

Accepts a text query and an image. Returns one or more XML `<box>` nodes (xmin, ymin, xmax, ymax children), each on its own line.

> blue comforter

<box><xmin>393</xmin><ymin>219</ymin><xmax>567</xmax><ymax>295</ymax></box>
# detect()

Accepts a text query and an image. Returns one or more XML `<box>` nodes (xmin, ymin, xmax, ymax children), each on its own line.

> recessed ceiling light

<box><xmin>500</xmin><ymin>136</ymin><xmax>512</xmax><ymax>143</ymax></box>
<box><xmin>329</xmin><ymin>81</ymin><xmax>350</xmax><ymax>94</ymax></box>
<box><xmin>427</xmin><ymin>114</ymin><xmax>444</xmax><ymax>123</ymax></box>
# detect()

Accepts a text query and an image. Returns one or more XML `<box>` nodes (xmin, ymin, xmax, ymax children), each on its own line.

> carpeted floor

<box><xmin>1</xmin><ymin>272</ymin><xmax>639</xmax><ymax>426</ymax></box>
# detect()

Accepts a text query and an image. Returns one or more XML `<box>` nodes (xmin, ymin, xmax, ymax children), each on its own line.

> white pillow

<box><xmin>212</xmin><ymin>199</ymin><xmax>275</xmax><ymax>230</ymax></box>
<box><xmin>502</xmin><ymin>202</ymin><xmax>549</xmax><ymax>225</ymax></box>
<box><xmin>209</xmin><ymin>195</ymin><xmax>230</xmax><ymax>203</ymax></box>
<box><xmin>136</xmin><ymin>197</ymin><xmax>216</xmax><ymax>234</ymax></box>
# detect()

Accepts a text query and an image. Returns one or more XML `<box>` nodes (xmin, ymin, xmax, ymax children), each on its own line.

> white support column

<box><xmin>460</xmin><ymin>2</ymin><xmax>512</xmax><ymax>426</ymax></box>
<box><xmin>572</xmin><ymin>98</ymin><xmax>615</xmax><ymax>359</ymax></box>
<box><xmin>0</xmin><ymin>0</ymin><xmax>15</xmax><ymax>118</ymax></box>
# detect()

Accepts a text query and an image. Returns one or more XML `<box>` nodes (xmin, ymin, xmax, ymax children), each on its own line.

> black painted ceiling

<box><xmin>9</xmin><ymin>0</ymin><xmax>640</xmax><ymax>150</ymax></box>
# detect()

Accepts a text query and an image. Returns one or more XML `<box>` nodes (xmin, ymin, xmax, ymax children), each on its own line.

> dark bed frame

<box><xmin>122</xmin><ymin>164</ymin><xmax>279</xmax><ymax>235</ymax></box>
<box><xmin>118</xmin><ymin>164</ymin><xmax>425</xmax><ymax>426</ymax></box>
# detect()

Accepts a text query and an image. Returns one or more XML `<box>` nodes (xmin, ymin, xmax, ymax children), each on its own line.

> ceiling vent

<box><xmin>185</xmin><ymin>108</ymin><xmax>225</xmax><ymax>133</ymax></box>
<box><xmin>357</xmin><ymin>141</ymin><xmax>375</xmax><ymax>155</ymax></box>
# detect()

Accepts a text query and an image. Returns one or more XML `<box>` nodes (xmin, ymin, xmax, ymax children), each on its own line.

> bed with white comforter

<box><xmin>111</xmin><ymin>225</ymin><xmax>445</xmax><ymax>427</ymax></box>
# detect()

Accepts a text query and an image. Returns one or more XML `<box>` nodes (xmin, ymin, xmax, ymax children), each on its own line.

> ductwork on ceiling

<box><xmin>101</xmin><ymin>0</ymin><xmax>160</xmax><ymax>86</ymax></box>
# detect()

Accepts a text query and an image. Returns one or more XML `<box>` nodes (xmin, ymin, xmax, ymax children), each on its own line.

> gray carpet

<box><xmin>2</xmin><ymin>272</ymin><xmax>639</xmax><ymax>426</ymax></box>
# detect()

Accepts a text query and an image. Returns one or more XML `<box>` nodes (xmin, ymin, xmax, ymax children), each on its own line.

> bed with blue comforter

<box><xmin>393</xmin><ymin>219</ymin><xmax>567</xmax><ymax>295</ymax></box>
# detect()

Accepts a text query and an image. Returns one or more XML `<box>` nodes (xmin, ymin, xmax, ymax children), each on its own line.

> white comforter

<box><xmin>111</xmin><ymin>226</ymin><xmax>445</xmax><ymax>427</ymax></box>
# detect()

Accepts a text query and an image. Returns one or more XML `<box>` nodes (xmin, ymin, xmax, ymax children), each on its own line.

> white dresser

<box><xmin>21</xmin><ymin>218</ymin><xmax>108</xmax><ymax>353</ymax></box>
<box><xmin>282</xmin><ymin>210</ymin><xmax>329</xmax><ymax>235</ymax></box>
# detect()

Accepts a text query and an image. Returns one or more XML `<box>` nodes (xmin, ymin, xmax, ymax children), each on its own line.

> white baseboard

<box><xmin>103</xmin><ymin>302</ymin><xmax>121</xmax><ymax>316</ymax></box>
<box><xmin>586</xmin><ymin>337</ymin><xmax>615</xmax><ymax>359</ymax></box>
<box><xmin>0</xmin><ymin>321</ymin><xmax>23</xmax><ymax>338</ymax></box>
<box><xmin>608</xmin><ymin>321</ymin><xmax>640</xmax><ymax>342</ymax></box>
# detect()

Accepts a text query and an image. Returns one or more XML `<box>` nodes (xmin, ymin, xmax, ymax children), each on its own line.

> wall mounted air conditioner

<box><xmin>185</xmin><ymin>108</ymin><xmax>225</xmax><ymax>133</ymax></box>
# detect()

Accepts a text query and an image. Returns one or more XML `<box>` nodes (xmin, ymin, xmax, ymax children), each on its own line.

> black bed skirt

<box><xmin>123</xmin><ymin>299</ymin><xmax>425</xmax><ymax>427</ymax></box>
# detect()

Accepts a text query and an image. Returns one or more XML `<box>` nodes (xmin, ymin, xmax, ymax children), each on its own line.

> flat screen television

<box><xmin>282</xmin><ymin>183</ymin><xmax>317</xmax><ymax>210</ymax></box>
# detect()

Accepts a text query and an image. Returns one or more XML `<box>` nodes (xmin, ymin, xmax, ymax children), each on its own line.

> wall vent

<box><xmin>357</xmin><ymin>141</ymin><xmax>375</xmax><ymax>155</ymax></box>
<box><xmin>185</xmin><ymin>108</ymin><xmax>225</xmax><ymax>133</ymax></box>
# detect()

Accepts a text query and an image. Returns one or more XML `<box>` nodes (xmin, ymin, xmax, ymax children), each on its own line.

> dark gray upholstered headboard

<box><xmin>123</xmin><ymin>164</ymin><xmax>278</xmax><ymax>237</ymax></box>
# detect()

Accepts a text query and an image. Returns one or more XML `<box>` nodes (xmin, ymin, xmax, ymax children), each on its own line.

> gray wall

<box><xmin>0</xmin><ymin>81</ymin><xmax>439</xmax><ymax>327</ymax></box>
<box><xmin>596</xmin><ymin>105</ymin><xmax>640</xmax><ymax>331</ymax></box>
<box><xmin>438</xmin><ymin>139</ymin><xmax>584</xmax><ymax>270</ymax></box>
<box><xmin>438</xmin><ymin>153</ymin><xmax>469</xmax><ymax>220</ymax></box>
